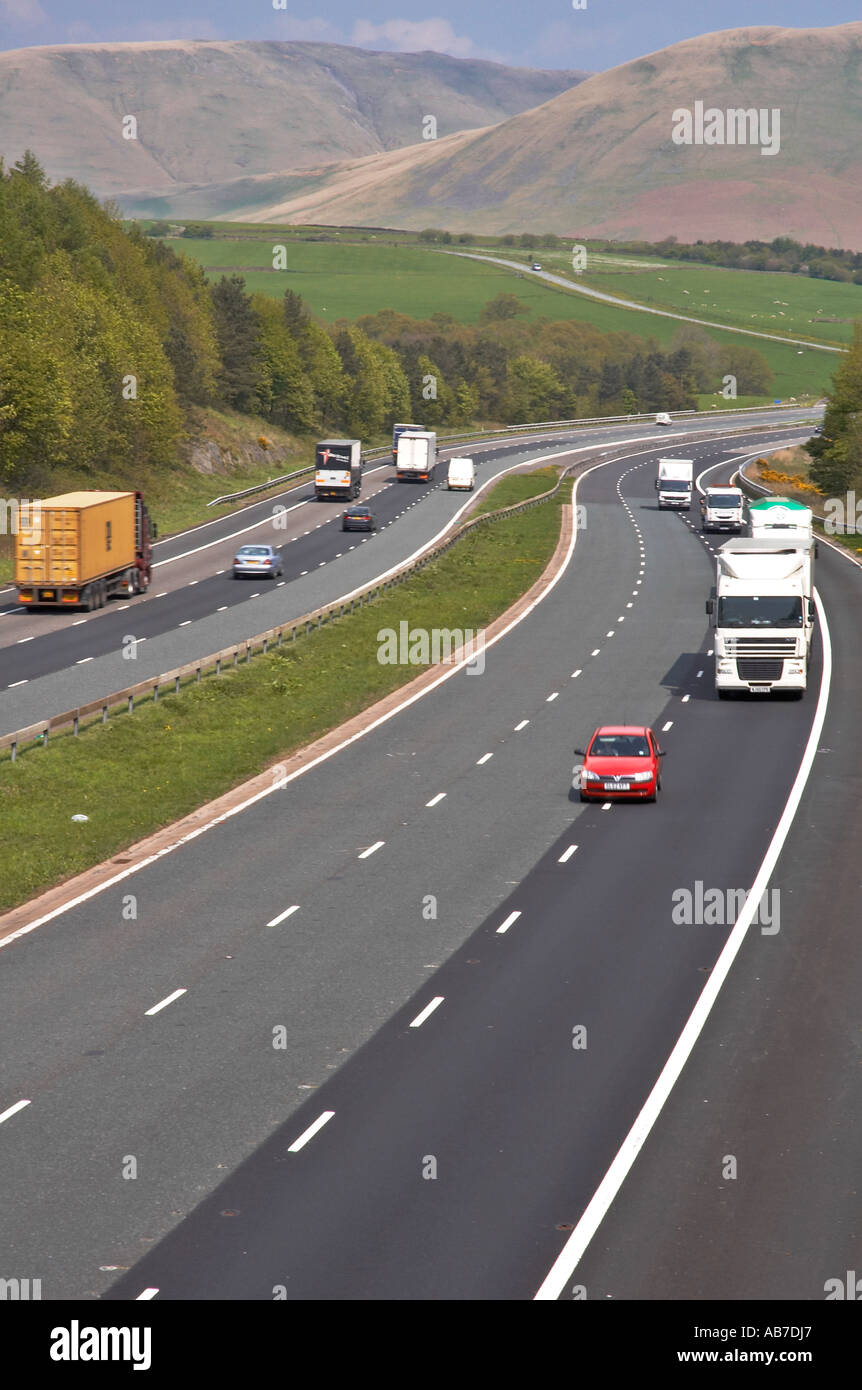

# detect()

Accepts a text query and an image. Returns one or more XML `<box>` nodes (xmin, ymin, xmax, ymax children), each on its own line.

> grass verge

<box><xmin>0</xmin><ymin>472</ymin><xmax>572</xmax><ymax>913</ymax></box>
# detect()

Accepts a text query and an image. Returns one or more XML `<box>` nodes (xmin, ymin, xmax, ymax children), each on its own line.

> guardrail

<box><xmin>205</xmin><ymin>405</ymin><xmax>820</xmax><ymax>508</ymax></box>
<box><xmin>0</xmin><ymin>459</ymin><xmax>581</xmax><ymax>764</ymax></box>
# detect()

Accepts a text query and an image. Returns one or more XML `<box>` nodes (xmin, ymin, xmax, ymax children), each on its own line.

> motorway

<box><xmin>0</xmin><ymin>410</ymin><xmax>815</xmax><ymax>739</ymax></box>
<box><xmin>2</xmin><ymin>414</ymin><xmax>857</xmax><ymax>1302</ymax></box>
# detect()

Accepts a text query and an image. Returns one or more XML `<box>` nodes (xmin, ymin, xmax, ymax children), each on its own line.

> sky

<box><xmin>0</xmin><ymin>1</ymin><xmax>859</xmax><ymax>71</ymax></box>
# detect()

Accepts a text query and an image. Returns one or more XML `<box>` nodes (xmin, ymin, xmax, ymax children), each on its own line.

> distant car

<box><xmin>232</xmin><ymin>543</ymin><xmax>283</xmax><ymax>579</ymax></box>
<box><xmin>573</xmin><ymin>725</ymin><xmax>665</xmax><ymax>803</ymax></box>
<box><xmin>531</xmin><ymin>262</ymin><xmax>542</xmax><ymax>271</ymax></box>
<box><xmin>813</xmin><ymin>424</ymin><xmax>823</xmax><ymax>435</ymax></box>
<box><xmin>342</xmin><ymin>504</ymin><xmax>376</xmax><ymax>532</ymax></box>
<box><xmin>655</xmin><ymin>412</ymin><xmax>672</xmax><ymax>426</ymax></box>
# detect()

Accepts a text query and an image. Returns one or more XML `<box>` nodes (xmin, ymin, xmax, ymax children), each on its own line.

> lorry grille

<box><xmin>725</xmin><ymin>637</ymin><xmax>797</xmax><ymax>657</ymax></box>
<box><xmin>737</xmin><ymin>659</ymin><xmax>783</xmax><ymax>681</ymax></box>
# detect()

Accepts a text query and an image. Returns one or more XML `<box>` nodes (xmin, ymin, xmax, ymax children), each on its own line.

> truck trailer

<box><xmin>396</xmin><ymin>430</ymin><xmax>437</xmax><ymax>483</ymax></box>
<box><xmin>748</xmin><ymin>496</ymin><xmax>816</xmax><ymax>548</ymax></box>
<box><xmin>392</xmin><ymin>422</ymin><xmax>424</xmax><ymax>464</ymax></box>
<box><xmin>706</xmin><ymin>538</ymin><xmax>815</xmax><ymax>697</ymax></box>
<box><xmin>656</xmin><ymin>458</ymin><xmax>693</xmax><ymax>509</ymax></box>
<box><xmin>15</xmin><ymin>490</ymin><xmax>155</xmax><ymax>610</ymax></box>
<box><xmin>314</xmin><ymin>439</ymin><xmax>363</xmax><ymax>500</ymax></box>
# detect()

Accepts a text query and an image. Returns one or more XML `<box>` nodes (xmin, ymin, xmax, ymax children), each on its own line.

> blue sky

<box><xmin>0</xmin><ymin>1</ymin><xmax>858</xmax><ymax>70</ymax></box>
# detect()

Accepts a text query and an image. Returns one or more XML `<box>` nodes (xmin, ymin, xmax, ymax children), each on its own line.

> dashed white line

<box><xmin>477</xmin><ymin>753</ymin><xmax>493</xmax><ymax>765</ymax></box>
<box><xmin>188</xmin><ymin>580</ymin><xmax>199</xmax><ymax>587</ymax></box>
<box><xmin>0</xmin><ymin>1098</ymin><xmax>31</xmax><ymax>1125</ymax></box>
<box><xmin>16</xmin><ymin>636</ymin><xmax>34</xmax><ymax>644</ymax></box>
<box><xmin>358</xmin><ymin>840</ymin><xmax>384</xmax><ymax>859</ymax></box>
<box><xmin>662</xmin><ymin>721</ymin><xmax>673</xmax><ymax>732</ymax></box>
<box><xmin>136</xmin><ymin>1288</ymin><xmax>159</xmax><ymax>1301</ymax></box>
<box><xmin>514</xmin><ymin>719</ymin><xmax>529</xmax><ymax>731</ymax></box>
<box><xmin>145</xmin><ymin>988</ymin><xmax>187</xmax><ymax>1017</ymax></box>
<box><xmin>496</xmin><ymin>910</ymin><xmax>522</xmax><ymax>935</ymax></box>
<box><xmin>696</xmin><ymin>670</ymin><xmax>704</xmax><ymax>678</ymax></box>
<box><xmin>7</xmin><ymin>679</ymin><xmax>28</xmax><ymax>688</ymax></box>
<box><xmin>76</xmin><ymin>657</ymin><xmax>94</xmax><ymax>664</ymax></box>
<box><xmin>591</xmin><ymin>649</ymin><xmax>600</xmax><ymax>656</ymax></box>
<box><xmin>558</xmin><ymin>845</ymin><xmax>578</xmax><ymax>863</ymax></box>
<box><xmin>571</xmin><ymin>669</ymin><xmax>582</xmax><ymax>678</ymax></box>
<box><xmin>155</xmin><ymin>591</ymin><xmax>167</xmax><ymax>598</ymax></box>
<box><xmin>426</xmin><ymin>792</ymin><xmax>447</xmax><ymax>807</ymax></box>
<box><xmin>288</xmin><ymin>1110</ymin><xmax>335</xmax><ymax>1153</ymax></box>
<box><xmin>409</xmin><ymin>996</ymin><xmax>445</xmax><ymax>1028</ymax></box>
<box><xmin>72</xmin><ymin>618</ymin><xmax>87</xmax><ymax>626</ymax></box>
<box><xmin>217</xmin><ymin>605</ymin><xmax>228</xmax><ymax>612</ymax></box>
<box><xmin>546</xmin><ymin>692</ymin><xmax>559</xmax><ymax>703</ymax></box>
<box><xmin>601</xmin><ymin>802</ymin><xmax>612</xmax><ymax>811</ymax></box>
<box><xmin>681</xmin><ymin>694</ymin><xmax>691</xmax><ymax>703</ymax></box>
<box><xmin>267</xmin><ymin>904</ymin><xmax>300</xmax><ymax>927</ymax></box>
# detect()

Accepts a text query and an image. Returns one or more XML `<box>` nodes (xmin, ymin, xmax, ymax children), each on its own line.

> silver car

<box><xmin>232</xmin><ymin>544</ymin><xmax>284</xmax><ymax>579</ymax></box>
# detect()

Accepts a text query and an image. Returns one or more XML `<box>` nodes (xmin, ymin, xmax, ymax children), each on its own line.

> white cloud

<box><xmin>0</xmin><ymin>0</ymin><xmax>48</xmax><ymax>23</ymax></box>
<box><xmin>352</xmin><ymin>17</ymin><xmax>496</xmax><ymax>60</ymax></box>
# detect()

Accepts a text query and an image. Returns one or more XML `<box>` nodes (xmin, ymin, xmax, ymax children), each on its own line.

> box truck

<box><xmin>656</xmin><ymin>458</ymin><xmax>693</xmax><ymax>509</ymax></box>
<box><xmin>446</xmin><ymin>457</ymin><xmax>475</xmax><ymax>491</ymax></box>
<box><xmin>15</xmin><ymin>490</ymin><xmax>155</xmax><ymax>611</ymax></box>
<box><xmin>701</xmin><ymin>485</ymin><xmax>745</xmax><ymax>533</ymax></box>
<box><xmin>314</xmin><ymin>439</ymin><xmax>363</xmax><ymax>500</ymax></box>
<box><xmin>749</xmin><ymin>496</ymin><xmax>816</xmax><ymax>545</ymax></box>
<box><xmin>706</xmin><ymin>538</ymin><xmax>815</xmax><ymax>697</ymax></box>
<box><xmin>392</xmin><ymin>422</ymin><xmax>424</xmax><ymax>464</ymax></box>
<box><xmin>396</xmin><ymin>430</ymin><xmax>437</xmax><ymax>483</ymax></box>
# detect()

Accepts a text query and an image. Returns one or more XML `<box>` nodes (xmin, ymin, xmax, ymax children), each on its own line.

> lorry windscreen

<box><xmin>709</xmin><ymin>494</ymin><xmax>741</xmax><ymax>506</ymax></box>
<box><xmin>661</xmin><ymin>479</ymin><xmax>689</xmax><ymax>491</ymax></box>
<box><xmin>718</xmin><ymin>596</ymin><xmax>803</xmax><ymax>627</ymax></box>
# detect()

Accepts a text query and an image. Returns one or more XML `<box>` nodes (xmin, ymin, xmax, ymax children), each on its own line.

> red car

<box><xmin>574</xmin><ymin>725</ymin><xmax>665</xmax><ymax>803</ymax></box>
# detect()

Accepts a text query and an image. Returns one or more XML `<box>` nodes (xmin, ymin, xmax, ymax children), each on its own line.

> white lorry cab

<box><xmin>656</xmin><ymin>457</ymin><xmax>693</xmax><ymax>509</ymax></box>
<box><xmin>701</xmin><ymin>485</ymin><xmax>745</xmax><ymax>533</ymax></box>
<box><xmin>706</xmin><ymin>538</ymin><xmax>816</xmax><ymax>698</ymax></box>
<box><xmin>446</xmin><ymin>457</ymin><xmax>475</xmax><ymax>491</ymax></box>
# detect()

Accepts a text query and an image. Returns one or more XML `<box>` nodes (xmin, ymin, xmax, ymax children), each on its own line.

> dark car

<box><xmin>342</xmin><ymin>505</ymin><xmax>376</xmax><ymax>532</ymax></box>
<box><xmin>232</xmin><ymin>544</ymin><xmax>283</xmax><ymax>579</ymax></box>
<box><xmin>573</xmin><ymin>725</ymin><xmax>665</xmax><ymax>803</ymax></box>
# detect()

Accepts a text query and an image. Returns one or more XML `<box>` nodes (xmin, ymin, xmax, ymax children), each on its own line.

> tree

<box><xmin>479</xmin><ymin>292</ymin><xmax>529</xmax><ymax>324</ymax></box>
<box><xmin>210</xmin><ymin>275</ymin><xmax>261</xmax><ymax>411</ymax></box>
<box><xmin>809</xmin><ymin>322</ymin><xmax>862</xmax><ymax>495</ymax></box>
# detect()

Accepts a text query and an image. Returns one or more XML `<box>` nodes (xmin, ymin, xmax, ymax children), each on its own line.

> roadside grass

<box><xmin>0</xmin><ymin>473</ymin><xmax>572</xmax><ymax>912</ymax></box>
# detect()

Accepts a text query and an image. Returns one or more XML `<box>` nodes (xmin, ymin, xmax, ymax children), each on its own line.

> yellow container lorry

<box><xmin>14</xmin><ymin>490</ymin><xmax>156</xmax><ymax>610</ymax></box>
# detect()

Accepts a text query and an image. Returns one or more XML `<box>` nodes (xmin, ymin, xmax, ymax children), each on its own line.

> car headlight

<box><xmin>628</xmin><ymin>771</ymin><xmax>654</xmax><ymax>783</ymax></box>
<box><xmin>581</xmin><ymin>769</ymin><xmax>601</xmax><ymax>782</ymax></box>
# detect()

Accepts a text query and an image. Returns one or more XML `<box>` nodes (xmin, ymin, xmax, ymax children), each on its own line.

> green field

<box><xmin>171</xmin><ymin>233</ymin><xmax>839</xmax><ymax>400</ymax></box>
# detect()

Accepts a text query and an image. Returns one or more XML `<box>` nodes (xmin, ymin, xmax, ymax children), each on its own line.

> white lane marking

<box><xmin>154</xmin><ymin>591</ymin><xmax>167</xmax><ymax>597</ymax></box>
<box><xmin>606</xmin><ymin>630</ymin><xmax>615</xmax><ymax>637</ymax></box>
<box><xmin>662</xmin><ymin>721</ymin><xmax>673</xmax><ymax>732</ymax></box>
<box><xmin>300</xmin><ymin>570</ymin><xmax>308</xmax><ymax>576</ymax></box>
<box><xmin>136</xmin><ymin>1288</ymin><xmax>159</xmax><ymax>1301</ymax></box>
<box><xmin>0</xmin><ymin>1098</ymin><xmax>31</xmax><ymax>1124</ymax></box>
<box><xmin>179</xmin><ymin>620</ymin><xmax>192</xmax><ymax>627</ymax></box>
<box><xmin>708</xmin><ymin>649</ymin><xmax>714</xmax><ymax>657</ymax></box>
<box><xmin>514</xmin><ymin>719</ymin><xmax>529</xmax><ymax>731</ymax></box>
<box><xmin>410</xmin><ymin>996</ymin><xmax>445</xmax><ymax>1028</ymax></box>
<box><xmin>626</xmin><ymin>602</ymin><xmax>633</xmax><ymax>609</ymax></box>
<box><xmin>188</xmin><ymin>580</ymin><xmax>198</xmax><ymax>587</ymax></box>
<box><xmin>1</xmin><ymin>442</ymin><xmax>722</xmax><ymax>954</ymax></box>
<box><xmin>249</xmin><ymin>592</ymin><xmax>260</xmax><ymax>597</ymax></box>
<box><xmin>591</xmin><ymin>649</ymin><xmax>600</xmax><ymax>656</ymax></box>
<box><xmin>426</xmin><ymin>792</ymin><xmax>447</xmax><ymax>807</ymax></box>
<box><xmin>496</xmin><ymin>911</ymin><xmax>521</xmax><ymax>935</ymax></box>
<box><xmin>546</xmin><ymin>692</ymin><xmax>559</xmax><ymax>702</ymax></box>
<box><xmin>72</xmin><ymin>618</ymin><xmax>87</xmax><ymax>625</ymax></box>
<box><xmin>571</xmin><ymin>669</ymin><xmax>582</xmax><ymax>678</ymax></box>
<box><xmin>288</xmin><ymin>1110</ymin><xmax>335</xmax><ymax>1152</ymax></box>
<box><xmin>267</xmin><ymin>904</ymin><xmax>300</xmax><ymax>927</ymax></box>
<box><xmin>558</xmin><ymin>845</ymin><xmax>578</xmax><ymax>863</ymax></box>
<box><xmin>7</xmin><ymin>679</ymin><xmax>28</xmax><ymax>688</ymax></box>
<box><xmin>681</xmin><ymin>694</ymin><xmax>690</xmax><ymax>703</ymax></box>
<box><xmin>16</xmin><ymin>636</ymin><xmax>34</xmax><ymax>644</ymax></box>
<box><xmin>601</xmin><ymin>802</ymin><xmax>612</xmax><ymax>811</ymax></box>
<box><xmin>0</xmin><ymin>606</ymin><xmax>25</xmax><ymax>616</ymax></box>
<box><xmin>76</xmin><ymin>657</ymin><xmax>94</xmax><ymax>665</ymax></box>
<box><xmin>358</xmin><ymin>840</ymin><xmax>384</xmax><ymax>859</ymax></box>
<box><xmin>153</xmin><ymin>495</ymin><xmax>311</xmax><ymax>567</ymax></box>
<box><xmin>535</xmin><ymin>592</ymin><xmax>834</xmax><ymax>1302</ymax></box>
<box><xmin>696</xmin><ymin>670</ymin><xmax>703</xmax><ymax>678</ymax></box>
<box><xmin>217</xmin><ymin>605</ymin><xmax>228</xmax><ymax>612</ymax></box>
<box><xmin>215</xmin><ymin>570</ymin><xmax>225</xmax><ymax>576</ymax></box>
<box><xmin>145</xmin><ymin>988</ymin><xmax>187</xmax><ymax>1016</ymax></box>
<box><xmin>477</xmin><ymin>753</ymin><xmax>493</xmax><ymax>765</ymax></box>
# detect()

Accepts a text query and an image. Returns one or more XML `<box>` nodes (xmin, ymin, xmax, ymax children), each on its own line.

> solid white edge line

<box><xmin>144</xmin><ymin>987</ymin><xmax>187</xmax><ymax>1017</ymax></box>
<box><xmin>534</xmin><ymin>591</ymin><xmax>832</xmax><ymax>1300</ymax></box>
<box><xmin>288</xmin><ymin>1109</ymin><xmax>335</xmax><ymax>1152</ymax></box>
<box><xmin>409</xmin><ymin>996</ymin><xmax>445</xmax><ymax>1028</ymax></box>
<box><xmin>0</xmin><ymin>435</ymin><xmax>765</xmax><ymax>954</ymax></box>
<box><xmin>0</xmin><ymin>1098</ymin><xmax>31</xmax><ymax>1124</ymax></box>
<box><xmin>267</xmin><ymin>905</ymin><xmax>300</xmax><ymax>927</ymax></box>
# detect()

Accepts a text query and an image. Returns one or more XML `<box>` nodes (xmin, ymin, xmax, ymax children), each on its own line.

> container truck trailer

<box><xmin>15</xmin><ymin>490</ymin><xmax>155</xmax><ymax>610</ymax></box>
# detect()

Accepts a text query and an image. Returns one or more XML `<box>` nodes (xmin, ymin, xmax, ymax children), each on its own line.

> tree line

<box><xmin>1</xmin><ymin>152</ymin><xmax>779</xmax><ymax>490</ymax></box>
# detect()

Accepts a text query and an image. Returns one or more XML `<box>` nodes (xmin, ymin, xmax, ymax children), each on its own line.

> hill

<box><xmin>213</xmin><ymin>23</ymin><xmax>862</xmax><ymax>249</ymax></box>
<box><xmin>0</xmin><ymin>40</ymin><xmax>586</xmax><ymax>207</ymax></box>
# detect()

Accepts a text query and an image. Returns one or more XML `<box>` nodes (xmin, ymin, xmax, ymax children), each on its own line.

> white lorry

<box><xmin>656</xmin><ymin>458</ymin><xmax>693</xmax><ymax>509</ymax></box>
<box><xmin>749</xmin><ymin>496</ymin><xmax>815</xmax><ymax>543</ymax></box>
<box><xmin>396</xmin><ymin>430</ymin><xmax>437</xmax><ymax>483</ymax></box>
<box><xmin>446</xmin><ymin>457</ymin><xmax>475</xmax><ymax>491</ymax></box>
<box><xmin>701</xmin><ymin>484</ymin><xmax>745</xmax><ymax>533</ymax></box>
<box><xmin>706</xmin><ymin>537</ymin><xmax>815</xmax><ymax>697</ymax></box>
<box><xmin>314</xmin><ymin>438</ymin><xmax>363</xmax><ymax>500</ymax></box>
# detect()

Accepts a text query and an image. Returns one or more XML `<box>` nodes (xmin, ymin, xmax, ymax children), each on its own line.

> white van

<box><xmin>447</xmin><ymin>456</ymin><xmax>475</xmax><ymax>491</ymax></box>
<box><xmin>655</xmin><ymin>412</ymin><xmax>672</xmax><ymax>426</ymax></box>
